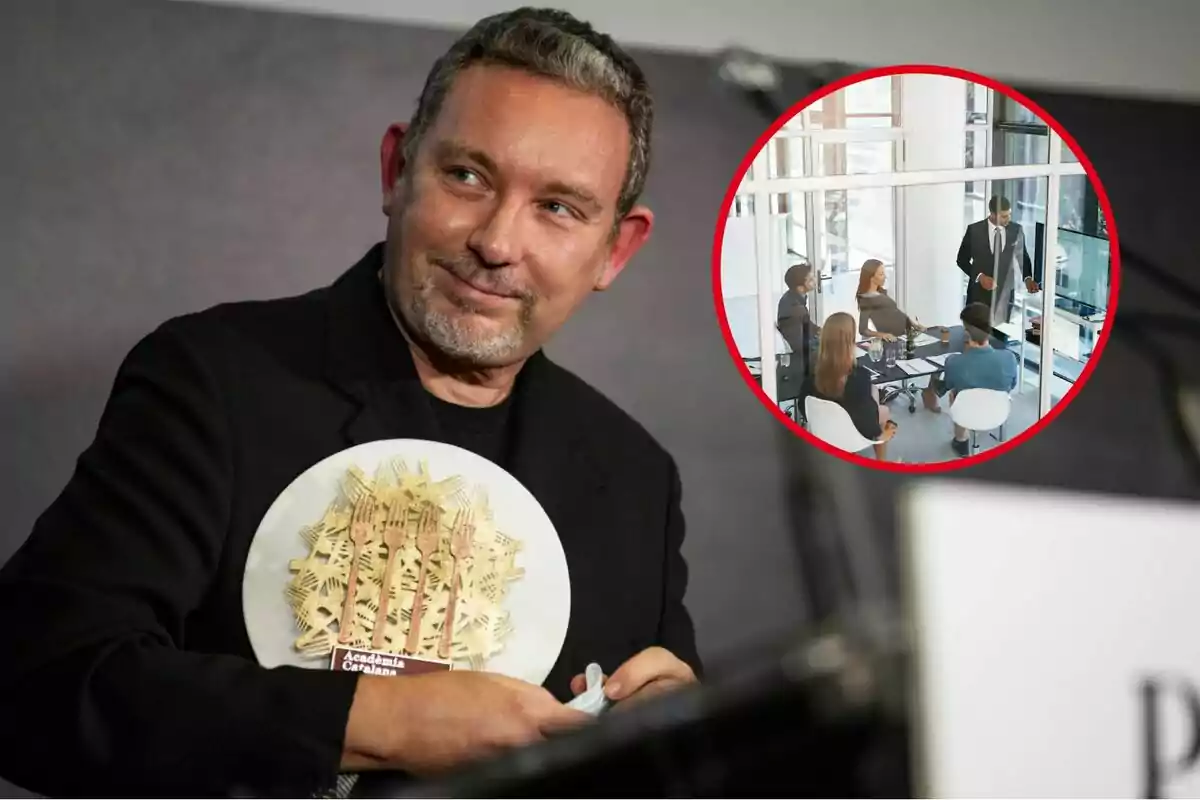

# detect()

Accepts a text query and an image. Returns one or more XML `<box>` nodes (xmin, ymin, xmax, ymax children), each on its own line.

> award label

<box><xmin>329</xmin><ymin>646</ymin><xmax>453</xmax><ymax>676</ymax></box>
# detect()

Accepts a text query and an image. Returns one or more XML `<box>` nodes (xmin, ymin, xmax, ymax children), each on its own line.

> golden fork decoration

<box><xmin>337</xmin><ymin>494</ymin><xmax>376</xmax><ymax>645</ymax></box>
<box><xmin>370</xmin><ymin>494</ymin><xmax>413</xmax><ymax>650</ymax></box>
<box><xmin>404</xmin><ymin>500</ymin><xmax>442</xmax><ymax>655</ymax></box>
<box><xmin>437</xmin><ymin>507</ymin><xmax>475</xmax><ymax>660</ymax></box>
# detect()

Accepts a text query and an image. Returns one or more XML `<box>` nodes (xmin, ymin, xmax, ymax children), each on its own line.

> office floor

<box><xmin>788</xmin><ymin>370</ymin><xmax>1073</xmax><ymax>465</ymax></box>
<box><xmin>880</xmin><ymin>385</ymin><xmax>1041</xmax><ymax>464</ymax></box>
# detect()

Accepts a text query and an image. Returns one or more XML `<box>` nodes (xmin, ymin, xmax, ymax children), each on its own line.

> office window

<box><xmin>805</xmin><ymin>76</ymin><xmax>902</xmax><ymax>129</ymax></box>
<box><xmin>818</xmin><ymin>141</ymin><xmax>897</xmax><ymax>177</ymax></box>
<box><xmin>730</xmin><ymin>194</ymin><xmax>756</xmax><ymax>218</ymax></box>
<box><xmin>966</xmin><ymin>83</ymin><xmax>989</xmax><ymax>124</ymax></box>
<box><xmin>995</xmin><ymin>94</ymin><xmax>1041</xmax><ymax>126</ymax></box>
<box><xmin>844</xmin><ymin>76</ymin><xmax>894</xmax><ymax>114</ymax></box>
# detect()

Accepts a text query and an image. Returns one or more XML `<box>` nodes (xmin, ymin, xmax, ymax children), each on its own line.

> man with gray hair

<box><xmin>0</xmin><ymin>8</ymin><xmax>698</xmax><ymax>797</ymax></box>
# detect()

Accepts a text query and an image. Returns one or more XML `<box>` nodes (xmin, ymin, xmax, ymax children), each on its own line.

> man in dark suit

<box><xmin>956</xmin><ymin>195</ymin><xmax>1040</xmax><ymax>325</ymax></box>
<box><xmin>0</xmin><ymin>9</ymin><xmax>698</xmax><ymax>798</ymax></box>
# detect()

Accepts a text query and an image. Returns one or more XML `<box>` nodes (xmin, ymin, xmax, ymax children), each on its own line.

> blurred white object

<box><xmin>716</xmin><ymin>47</ymin><xmax>781</xmax><ymax>91</ymax></box>
<box><xmin>948</xmin><ymin>388</ymin><xmax>1011</xmax><ymax>451</ymax></box>
<box><xmin>905</xmin><ymin>481</ymin><xmax>1200</xmax><ymax>798</ymax></box>
<box><xmin>805</xmin><ymin>396</ymin><xmax>886</xmax><ymax>455</ymax></box>
<box><xmin>565</xmin><ymin>662</ymin><xmax>610</xmax><ymax>716</ymax></box>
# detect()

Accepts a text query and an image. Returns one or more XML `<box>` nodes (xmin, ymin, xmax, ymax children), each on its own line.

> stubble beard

<box><xmin>401</xmin><ymin>275</ymin><xmax>533</xmax><ymax>367</ymax></box>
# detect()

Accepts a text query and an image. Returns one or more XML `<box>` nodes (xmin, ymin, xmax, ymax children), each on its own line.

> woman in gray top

<box><xmin>855</xmin><ymin>258</ymin><xmax>925</xmax><ymax>340</ymax></box>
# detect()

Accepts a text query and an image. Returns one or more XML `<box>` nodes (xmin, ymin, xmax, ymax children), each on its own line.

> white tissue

<box><xmin>565</xmin><ymin>662</ymin><xmax>610</xmax><ymax>715</ymax></box>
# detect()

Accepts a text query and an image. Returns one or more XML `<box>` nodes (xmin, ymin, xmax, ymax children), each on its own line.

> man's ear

<box><xmin>380</xmin><ymin>123</ymin><xmax>410</xmax><ymax>216</ymax></box>
<box><xmin>594</xmin><ymin>206</ymin><xmax>654</xmax><ymax>291</ymax></box>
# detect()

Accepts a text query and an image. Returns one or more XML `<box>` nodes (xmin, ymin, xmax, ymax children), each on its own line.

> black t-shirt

<box><xmin>426</xmin><ymin>391</ymin><xmax>515</xmax><ymax>467</ymax></box>
<box><xmin>801</xmin><ymin>364</ymin><xmax>881</xmax><ymax>439</ymax></box>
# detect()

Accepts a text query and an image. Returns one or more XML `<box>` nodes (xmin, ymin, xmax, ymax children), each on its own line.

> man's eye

<box><xmin>541</xmin><ymin>201</ymin><xmax>575</xmax><ymax>218</ymax></box>
<box><xmin>447</xmin><ymin>168</ymin><xmax>482</xmax><ymax>186</ymax></box>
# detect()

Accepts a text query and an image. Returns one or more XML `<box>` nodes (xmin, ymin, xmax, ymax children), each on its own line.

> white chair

<box><xmin>804</xmin><ymin>396</ymin><xmax>886</xmax><ymax>455</ymax></box>
<box><xmin>949</xmin><ymin>388</ymin><xmax>1012</xmax><ymax>452</ymax></box>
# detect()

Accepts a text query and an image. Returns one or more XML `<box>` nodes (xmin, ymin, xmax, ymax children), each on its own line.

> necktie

<box><xmin>992</xmin><ymin>227</ymin><xmax>1002</xmax><ymax>282</ymax></box>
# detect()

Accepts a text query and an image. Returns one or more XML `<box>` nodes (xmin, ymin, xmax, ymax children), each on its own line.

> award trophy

<box><xmin>243</xmin><ymin>439</ymin><xmax>572</xmax><ymax>687</ymax></box>
<box><xmin>284</xmin><ymin>458</ymin><xmax>525</xmax><ymax>676</ymax></box>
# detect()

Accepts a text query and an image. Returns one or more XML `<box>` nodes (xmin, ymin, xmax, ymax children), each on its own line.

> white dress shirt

<box><xmin>987</xmin><ymin>219</ymin><xmax>1005</xmax><ymax>253</ymax></box>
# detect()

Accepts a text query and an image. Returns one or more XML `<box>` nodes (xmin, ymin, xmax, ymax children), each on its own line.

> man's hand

<box><xmin>1025</xmin><ymin>277</ymin><xmax>1040</xmax><ymax>294</ymax></box>
<box><xmin>570</xmin><ymin>647</ymin><xmax>697</xmax><ymax>709</ymax></box>
<box><xmin>979</xmin><ymin>275</ymin><xmax>996</xmax><ymax>291</ymax></box>
<box><xmin>343</xmin><ymin>671</ymin><xmax>591</xmax><ymax>776</ymax></box>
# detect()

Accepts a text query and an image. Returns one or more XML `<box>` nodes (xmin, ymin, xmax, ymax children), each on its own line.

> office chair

<box><xmin>805</xmin><ymin>396</ymin><xmax>887</xmax><ymax>455</ymax></box>
<box><xmin>949</xmin><ymin>389</ymin><xmax>1013</xmax><ymax>452</ymax></box>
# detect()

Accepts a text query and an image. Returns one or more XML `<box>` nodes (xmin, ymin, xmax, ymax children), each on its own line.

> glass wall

<box><xmin>814</xmin><ymin>187</ymin><xmax>896</xmax><ymax>326</ymax></box>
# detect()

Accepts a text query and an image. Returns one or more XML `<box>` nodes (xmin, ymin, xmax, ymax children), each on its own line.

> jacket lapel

<box><xmin>321</xmin><ymin>243</ymin><xmax>440</xmax><ymax>446</ymax></box>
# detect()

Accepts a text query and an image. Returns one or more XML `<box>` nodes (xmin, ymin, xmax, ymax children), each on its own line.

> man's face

<box><xmin>380</xmin><ymin>64</ymin><xmax>652</xmax><ymax>367</ymax></box>
<box><xmin>990</xmin><ymin>208</ymin><xmax>1012</xmax><ymax>226</ymax></box>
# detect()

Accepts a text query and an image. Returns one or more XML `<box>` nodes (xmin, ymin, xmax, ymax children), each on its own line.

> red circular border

<box><xmin>711</xmin><ymin>63</ymin><xmax>1122</xmax><ymax>474</ymax></box>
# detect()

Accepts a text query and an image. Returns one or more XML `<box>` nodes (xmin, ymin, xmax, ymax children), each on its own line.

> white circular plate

<box><xmin>242</xmin><ymin>439</ymin><xmax>570</xmax><ymax>686</ymax></box>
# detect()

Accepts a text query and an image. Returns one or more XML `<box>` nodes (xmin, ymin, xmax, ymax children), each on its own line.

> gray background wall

<box><xmin>181</xmin><ymin>0</ymin><xmax>1200</xmax><ymax>102</ymax></box>
<box><xmin>4</xmin><ymin>0</ymin><xmax>1200</xmax><ymax>795</ymax></box>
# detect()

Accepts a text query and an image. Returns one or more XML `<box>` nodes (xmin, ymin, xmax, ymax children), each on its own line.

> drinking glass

<box><xmin>884</xmin><ymin>342</ymin><xmax>898</xmax><ymax>368</ymax></box>
<box><xmin>868</xmin><ymin>338</ymin><xmax>883</xmax><ymax>363</ymax></box>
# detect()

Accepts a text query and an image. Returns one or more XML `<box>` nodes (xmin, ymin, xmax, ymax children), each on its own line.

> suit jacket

<box><xmin>0</xmin><ymin>243</ymin><xmax>699</xmax><ymax>798</ymax></box>
<box><xmin>776</xmin><ymin>291</ymin><xmax>813</xmax><ymax>381</ymax></box>
<box><xmin>956</xmin><ymin>219</ymin><xmax>1033</xmax><ymax>310</ymax></box>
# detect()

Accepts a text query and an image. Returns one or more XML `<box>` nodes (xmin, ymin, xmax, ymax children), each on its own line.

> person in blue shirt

<box><xmin>922</xmin><ymin>302</ymin><xmax>1018</xmax><ymax>456</ymax></box>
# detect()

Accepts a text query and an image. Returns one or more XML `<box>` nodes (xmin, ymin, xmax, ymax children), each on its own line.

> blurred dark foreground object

<box><xmin>354</xmin><ymin>632</ymin><xmax>911</xmax><ymax>798</ymax></box>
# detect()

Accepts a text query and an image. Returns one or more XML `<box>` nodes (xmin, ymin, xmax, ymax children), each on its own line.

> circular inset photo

<box><xmin>713</xmin><ymin>65</ymin><xmax>1119</xmax><ymax>471</ymax></box>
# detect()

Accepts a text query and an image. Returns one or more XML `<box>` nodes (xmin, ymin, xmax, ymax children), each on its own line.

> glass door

<box><xmin>806</xmin><ymin>133</ymin><xmax>903</xmax><ymax>328</ymax></box>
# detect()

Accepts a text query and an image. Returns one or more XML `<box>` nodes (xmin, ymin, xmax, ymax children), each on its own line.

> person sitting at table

<box><xmin>856</xmin><ymin>258</ymin><xmax>924</xmax><ymax>341</ymax></box>
<box><xmin>802</xmin><ymin>312</ymin><xmax>896</xmax><ymax>460</ymax></box>
<box><xmin>921</xmin><ymin>302</ymin><xmax>1020</xmax><ymax>457</ymax></box>
<box><xmin>777</xmin><ymin>261</ymin><xmax>818</xmax><ymax>375</ymax></box>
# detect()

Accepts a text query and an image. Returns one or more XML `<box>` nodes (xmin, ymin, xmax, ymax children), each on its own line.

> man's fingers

<box><xmin>535</xmin><ymin>703</ymin><xmax>593</xmax><ymax>736</ymax></box>
<box><xmin>605</xmin><ymin>647</ymin><xmax>694</xmax><ymax>701</ymax></box>
<box><xmin>570</xmin><ymin>670</ymin><xmax>609</xmax><ymax>696</ymax></box>
<box><xmin>611</xmin><ymin>676</ymin><xmax>689</xmax><ymax>711</ymax></box>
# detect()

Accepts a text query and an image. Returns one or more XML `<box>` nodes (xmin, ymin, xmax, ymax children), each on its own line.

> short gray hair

<box><xmin>403</xmin><ymin>7</ymin><xmax>653</xmax><ymax>218</ymax></box>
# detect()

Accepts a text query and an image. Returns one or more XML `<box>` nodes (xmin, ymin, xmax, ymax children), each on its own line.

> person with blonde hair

<box><xmin>801</xmin><ymin>312</ymin><xmax>896</xmax><ymax>459</ymax></box>
<box><xmin>855</xmin><ymin>258</ymin><xmax>924</xmax><ymax>341</ymax></box>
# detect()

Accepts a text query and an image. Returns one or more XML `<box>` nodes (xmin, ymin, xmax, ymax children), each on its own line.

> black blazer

<box><xmin>0</xmin><ymin>244</ymin><xmax>699</xmax><ymax>798</ymax></box>
<box><xmin>956</xmin><ymin>219</ymin><xmax>1033</xmax><ymax>309</ymax></box>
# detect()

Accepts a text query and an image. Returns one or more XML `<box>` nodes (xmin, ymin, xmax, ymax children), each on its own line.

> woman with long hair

<box><xmin>802</xmin><ymin>312</ymin><xmax>896</xmax><ymax>459</ymax></box>
<box><xmin>855</xmin><ymin>259</ymin><xmax>924</xmax><ymax>341</ymax></box>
